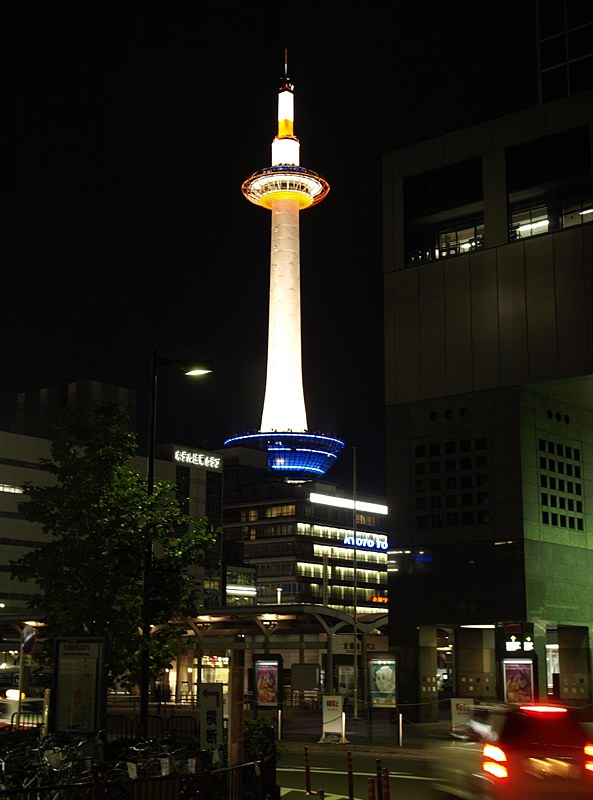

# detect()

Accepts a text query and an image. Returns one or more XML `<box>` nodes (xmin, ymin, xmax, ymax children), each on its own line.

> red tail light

<box><xmin>483</xmin><ymin>743</ymin><xmax>509</xmax><ymax>780</ymax></box>
<box><xmin>585</xmin><ymin>743</ymin><xmax>593</xmax><ymax>772</ymax></box>
<box><xmin>519</xmin><ymin>704</ymin><xmax>567</xmax><ymax>714</ymax></box>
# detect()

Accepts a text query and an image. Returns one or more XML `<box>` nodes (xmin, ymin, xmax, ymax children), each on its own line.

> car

<box><xmin>0</xmin><ymin>698</ymin><xmax>44</xmax><ymax>728</ymax></box>
<box><xmin>431</xmin><ymin>702</ymin><xmax>593</xmax><ymax>799</ymax></box>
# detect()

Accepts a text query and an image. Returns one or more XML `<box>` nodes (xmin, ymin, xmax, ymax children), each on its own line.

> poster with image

<box><xmin>338</xmin><ymin>665</ymin><xmax>354</xmax><ymax>695</ymax></box>
<box><xmin>503</xmin><ymin>659</ymin><xmax>534</xmax><ymax>703</ymax></box>
<box><xmin>368</xmin><ymin>659</ymin><xmax>396</xmax><ymax>707</ymax></box>
<box><xmin>254</xmin><ymin>660</ymin><xmax>279</xmax><ymax>706</ymax></box>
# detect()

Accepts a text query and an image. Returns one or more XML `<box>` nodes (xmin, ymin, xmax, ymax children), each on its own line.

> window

<box><xmin>265</xmin><ymin>504</ymin><xmax>296</xmax><ymax>518</ymax></box>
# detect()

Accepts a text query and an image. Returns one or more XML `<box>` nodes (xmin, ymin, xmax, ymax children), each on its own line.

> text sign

<box><xmin>53</xmin><ymin>638</ymin><xmax>105</xmax><ymax>733</ymax></box>
<box><xmin>321</xmin><ymin>695</ymin><xmax>343</xmax><ymax>736</ymax></box>
<box><xmin>199</xmin><ymin>683</ymin><xmax>223</xmax><ymax>753</ymax></box>
<box><xmin>342</xmin><ymin>535</ymin><xmax>388</xmax><ymax>550</ymax></box>
<box><xmin>174</xmin><ymin>450</ymin><xmax>222</xmax><ymax>471</ymax></box>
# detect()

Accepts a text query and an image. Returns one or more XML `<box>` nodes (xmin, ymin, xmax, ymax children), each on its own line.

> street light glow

<box><xmin>184</xmin><ymin>367</ymin><xmax>213</xmax><ymax>376</ymax></box>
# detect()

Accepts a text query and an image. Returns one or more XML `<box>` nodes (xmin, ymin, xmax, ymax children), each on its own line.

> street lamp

<box><xmin>139</xmin><ymin>349</ymin><xmax>212</xmax><ymax>737</ymax></box>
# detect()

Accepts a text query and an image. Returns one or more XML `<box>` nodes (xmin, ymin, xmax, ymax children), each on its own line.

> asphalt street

<box><xmin>278</xmin><ymin>748</ymin><xmax>438</xmax><ymax>799</ymax></box>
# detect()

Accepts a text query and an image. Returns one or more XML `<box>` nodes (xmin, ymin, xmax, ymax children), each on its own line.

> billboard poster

<box><xmin>338</xmin><ymin>665</ymin><xmax>354</xmax><ymax>695</ymax></box>
<box><xmin>254</xmin><ymin>659</ymin><xmax>279</xmax><ymax>706</ymax></box>
<box><xmin>503</xmin><ymin>659</ymin><xmax>534</xmax><ymax>703</ymax></box>
<box><xmin>52</xmin><ymin>638</ymin><xmax>105</xmax><ymax>733</ymax></box>
<box><xmin>368</xmin><ymin>658</ymin><xmax>396</xmax><ymax>707</ymax></box>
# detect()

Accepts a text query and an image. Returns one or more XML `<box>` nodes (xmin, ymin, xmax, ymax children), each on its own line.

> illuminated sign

<box><xmin>343</xmin><ymin>535</ymin><xmax>388</xmax><ymax>550</ymax></box>
<box><xmin>174</xmin><ymin>450</ymin><xmax>222</xmax><ymax>471</ymax></box>
<box><xmin>310</xmin><ymin>492</ymin><xmax>388</xmax><ymax>515</ymax></box>
<box><xmin>371</xmin><ymin>596</ymin><xmax>388</xmax><ymax>605</ymax></box>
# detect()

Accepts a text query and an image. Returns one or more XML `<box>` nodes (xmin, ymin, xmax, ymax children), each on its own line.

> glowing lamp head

<box><xmin>184</xmin><ymin>367</ymin><xmax>212</xmax><ymax>377</ymax></box>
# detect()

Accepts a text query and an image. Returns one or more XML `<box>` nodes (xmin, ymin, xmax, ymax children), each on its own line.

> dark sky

<box><xmin>6</xmin><ymin>3</ymin><xmax>537</xmax><ymax>493</ymax></box>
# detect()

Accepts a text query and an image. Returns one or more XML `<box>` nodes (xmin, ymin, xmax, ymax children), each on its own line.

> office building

<box><xmin>384</xmin><ymin>61</ymin><xmax>592</xmax><ymax>719</ymax></box>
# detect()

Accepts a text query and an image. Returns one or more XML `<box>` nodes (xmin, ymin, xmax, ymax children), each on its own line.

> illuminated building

<box><xmin>222</xmin><ymin>456</ymin><xmax>389</xmax><ymax>613</ymax></box>
<box><xmin>225</xmin><ymin>59</ymin><xmax>344</xmax><ymax>479</ymax></box>
<box><xmin>384</xmin><ymin>24</ymin><xmax>593</xmax><ymax>721</ymax></box>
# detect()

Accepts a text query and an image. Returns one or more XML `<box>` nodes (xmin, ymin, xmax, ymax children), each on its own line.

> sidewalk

<box><xmin>279</xmin><ymin>720</ymin><xmax>452</xmax><ymax>758</ymax></box>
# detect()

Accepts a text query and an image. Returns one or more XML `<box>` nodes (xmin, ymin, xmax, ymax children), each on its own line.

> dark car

<box><xmin>432</xmin><ymin>703</ymin><xmax>593</xmax><ymax>799</ymax></box>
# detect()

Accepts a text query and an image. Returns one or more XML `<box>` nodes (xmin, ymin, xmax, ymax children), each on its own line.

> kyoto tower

<box><xmin>225</xmin><ymin>57</ymin><xmax>344</xmax><ymax>479</ymax></box>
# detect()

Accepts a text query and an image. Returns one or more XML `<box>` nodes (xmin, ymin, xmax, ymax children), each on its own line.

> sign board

<box><xmin>368</xmin><ymin>658</ymin><xmax>396</xmax><ymax>707</ymax></box>
<box><xmin>170</xmin><ymin>446</ymin><xmax>223</xmax><ymax>471</ymax></box>
<box><xmin>503</xmin><ymin>659</ymin><xmax>534</xmax><ymax>703</ymax></box>
<box><xmin>319</xmin><ymin>695</ymin><xmax>344</xmax><ymax>742</ymax></box>
<box><xmin>451</xmin><ymin>698</ymin><xmax>474</xmax><ymax>731</ymax></box>
<box><xmin>254</xmin><ymin>655</ymin><xmax>283</xmax><ymax>707</ymax></box>
<box><xmin>52</xmin><ymin>638</ymin><xmax>105</xmax><ymax>733</ymax></box>
<box><xmin>338</xmin><ymin>665</ymin><xmax>354</xmax><ymax>695</ymax></box>
<box><xmin>199</xmin><ymin>683</ymin><xmax>223</xmax><ymax>755</ymax></box>
<box><xmin>22</xmin><ymin>625</ymin><xmax>36</xmax><ymax>655</ymax></box>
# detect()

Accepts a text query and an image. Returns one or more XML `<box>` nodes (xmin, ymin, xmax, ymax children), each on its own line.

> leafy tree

<box><xmin>11</xmin><ymin>405</ymin><xmax>216</xmax><ymax>688</ymax></box>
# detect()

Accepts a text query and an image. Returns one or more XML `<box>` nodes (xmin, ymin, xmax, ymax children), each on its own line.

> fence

<box><xmin>0</xmin><ymin>756</ymin><xmax>276</xmax><ymax>800</ymax></box>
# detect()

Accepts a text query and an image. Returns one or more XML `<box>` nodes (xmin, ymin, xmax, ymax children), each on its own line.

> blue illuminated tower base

<box><xmin>224</xmin><ymin>431</ymin><xmax>345</xmax><ymax>481</ymax></box>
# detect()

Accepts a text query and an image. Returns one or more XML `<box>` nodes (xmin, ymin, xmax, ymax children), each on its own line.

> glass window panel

<box><xmin>541</xmin><ymin>34</ymin><xmax>567</xmax><ymax>68</ymax></box>
<box><xmin>567</xmin><ymin>2</ymin><xmax>593</xmax><ymax>27</ymax></box>
<box><xmin>568</xmin><ymin>25</ymin><xmax>593</xmax><ymax>59</ymax></box>
<box><xmin>539</xmin><ymin>0</ymin><xmax>566</xmax><ymax>37</ymax></box>
<box><xmin>542</xmin><ymin>65</ymin><xmax>569</xmax><ymax>101</ymax></box>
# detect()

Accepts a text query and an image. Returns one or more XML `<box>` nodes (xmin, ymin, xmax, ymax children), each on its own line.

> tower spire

<box><xmin>225</xmin><ymin>65</ymin><xmax>344</xmax><ymax>479</ymax></box>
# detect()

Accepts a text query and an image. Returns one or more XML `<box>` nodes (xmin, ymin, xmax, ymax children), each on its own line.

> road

<box><xmin>278</xmin><ymin>748</ymin><xmax>439</xmax><ymax>799</ymax></box>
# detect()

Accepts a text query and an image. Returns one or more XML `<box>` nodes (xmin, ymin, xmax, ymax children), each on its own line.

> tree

<box><xmin>11</xmin><ymin>405</ymin><xmax>216</xmax><ymax>687</ymax></box>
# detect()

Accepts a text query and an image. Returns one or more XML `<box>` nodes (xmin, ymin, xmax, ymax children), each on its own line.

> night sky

<box><xmin>6</xmin><ymin>3</ymin><xmax>536</xmax><ymax>493</ymax></box>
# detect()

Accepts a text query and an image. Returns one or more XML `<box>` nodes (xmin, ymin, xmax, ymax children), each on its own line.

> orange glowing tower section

<box><xmin>225</xmin><ymin>57</ymin><xmax>343</xmax><ymax>479</ymax></box>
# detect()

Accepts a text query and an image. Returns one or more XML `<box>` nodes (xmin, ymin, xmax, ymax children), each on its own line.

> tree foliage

<box><xmin>11</xmin><ymin>405</ymin><xmax>216</xmax><ymax>687</ymax></box>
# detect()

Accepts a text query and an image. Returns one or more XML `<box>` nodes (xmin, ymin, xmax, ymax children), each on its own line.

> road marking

<box><xmin>280</xmin><ymin>791</ymin><xmax>351</xmax><ymax>799</ymax></box>
<box><xmin>278</xmin><ymin>766</ymin><xmax>433</xmax><ymax>781</ymax></box>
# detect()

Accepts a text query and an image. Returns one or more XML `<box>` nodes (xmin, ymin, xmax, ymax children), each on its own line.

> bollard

<box><xmin>346</xmin><ymin>750</ymin><xmax>354</xmax><ymax>800</ymax></box>
<box><xmin>304</xmin><ymin>746</ymin><xmax>312</xmax><ymax>796</ymax></box>
<box><xmin>376</xmin><ymin>759</ymin><xmax>383</xmax><ymax>800</ymax></box>
<box><xmin>368</xmin><ymin>776</ymin><xmax>376</xmax><ymax>800</ymax></box>
<box><xmin>317</xmin><ymin>792</ymin><xmax>324</xmax><ymax>800</ymax></box>
<box><xmin>382</xmin><ymin>767</ymin><xmax>391</xmax><ymax>800</ymax></box>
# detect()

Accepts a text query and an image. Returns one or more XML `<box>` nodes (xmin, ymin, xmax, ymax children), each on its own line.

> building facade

<box><xmin>384</xmin><ymin>85</ymin><xmax>593</xmax><ymax>718</ymax></box>
<box><xmin>223</xmin><ymin>448</ymin><xmax>389</xmax><ymax>613</ymax></box>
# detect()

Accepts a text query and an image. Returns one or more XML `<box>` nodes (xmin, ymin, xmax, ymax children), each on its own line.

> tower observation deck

<box><xmin>225</xmin><ymin>61</ymin><xmax>344</xmax><ymax>480</ymax></box>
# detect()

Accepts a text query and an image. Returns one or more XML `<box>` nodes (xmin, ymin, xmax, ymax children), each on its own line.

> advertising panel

<box><xmin>503</xmin><ymin>659</ymin><xmax>534</xmax><ymax>703</ymax></box>
<box><xmin>52</xmin><ymin>638</ymin><xmax>105</xmax><ymax>733</ymax></box>
<box><xmin>368</xmin><ymin>658</ymin><xmax>396</xmax><ymax>707</ymax></box>
<box><xmin>254</xmin><ymin>657</ymin><xmax>282</xmax><ymax>706</ymax></box>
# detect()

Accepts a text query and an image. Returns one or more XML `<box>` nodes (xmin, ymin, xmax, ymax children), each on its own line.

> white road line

<box><xmin>278</xmin><ymin>766</ymin><xmax>433</xmax><ymax>781</ymax></box>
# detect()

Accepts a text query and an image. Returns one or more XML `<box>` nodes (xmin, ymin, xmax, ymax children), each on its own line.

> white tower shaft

<box><xmin>260</xmin><ymin>197</ymin><xmax>308</xmax><ymax>432</ymax></box>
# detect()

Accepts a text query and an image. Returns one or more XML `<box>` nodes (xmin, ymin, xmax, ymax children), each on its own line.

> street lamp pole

<box><xmin>139</xmin><ymin>349</ymin><xmax>212</xmax><ymax>738</ymax></box>
<box><xmin>139</xmin><ymin>349</ymin><xmax>158</xmax><ymax>738</ymax></box>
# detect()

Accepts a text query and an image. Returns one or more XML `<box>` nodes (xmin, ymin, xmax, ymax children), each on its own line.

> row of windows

<box><xmin>0</xmin><ymin>537</ymin><xmax>43</xmax><ymax>548</ymax></box>
<box><xmin>416</xmin><ymin>456</ymin><xmax>488</xmax><ymax>475</ymax></box>
<box><xmin>417</xmin><ymin>510</ymin><xmax>491</xmax><ymax>528</ymax></box>
<box><xmin>416</xmin><ymin>492</ymin><xmax>489</xmax><ymax>511</ymax></box>
<box><xmin>416</xmin><ymin>474</ymin><xmax>489</xmax><ymax>493</ymax></box>
<box><xmin>265</xmin><ymin>504</ymin><xmax>296</xmax><ymax>518</ymax></box>
<box><xmin>540</xmin><ymin>475</ymin><xmax>582</xmax><ymax>494</ymax></box>
<box><xmin>414</xmin><ymin>438</ymin><xmax>488</xmax><ymax>457</ymax></box>
<box><xmin>541</xmin><ymin>494</ymin><xmax>583</xmax><ymax>512</ymax></box>
<box><xmin>542</xmin><ymin>511</ymin><xmax>584</xmax><ymax>530</ymax></box>
<box><xmin>539</xmin><ymin>457</ymin><xmax>582</xmax><ymax>477</ymax></box>
<box><xmin>538</xmin><ymin>439</ymin><xmax>581</xmax><ymax>460</ymax></box>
